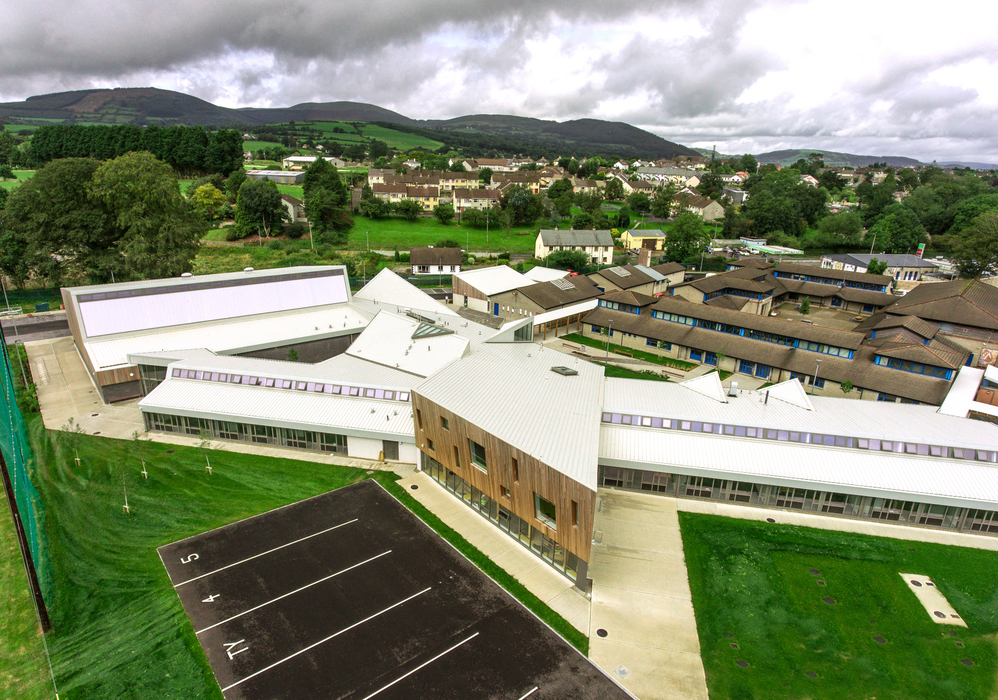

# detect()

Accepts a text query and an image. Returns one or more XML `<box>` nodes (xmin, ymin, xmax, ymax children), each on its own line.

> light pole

<box><xmin>869</xmin><ymin>230</ymin><xmax>878</xmax><ymax>255</ymax></box>
<box><xmin>810</xmin><ymin>359</ymin><xmax>822</xmax><ymax>395</ymax></box>
<box><xmin>307</xmin><ymin>220</ymin><xmax>315</xmax><ymax>253</ymax></box>
<box><xmin>604</xmin><ymin>320</ymin><xmax>613</xmax><ymax>364</ymax></box>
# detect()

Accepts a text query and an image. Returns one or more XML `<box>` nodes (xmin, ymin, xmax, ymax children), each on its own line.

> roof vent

<box><xmin>728</xmin><ymin>381</ymin><xmax>739</xmax><ymax>397</ymax></box>
<box><xmin>243</xmin><ymin>267</ymin><xmax>254</xmax><ymax>272</ymax></box>
<box><xmin>180</xmin><ymin>272</ymin><xmax>193</xmax><ymax>278</ymax></box>
<box><xmin>551</xmin><ymin>366</ymin><xmax>579</xmax><ymax>376</ymax></box>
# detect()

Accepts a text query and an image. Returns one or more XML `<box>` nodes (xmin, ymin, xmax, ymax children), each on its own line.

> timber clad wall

<box><xmin>451</xmin><ymin>276</ymin><xmax>487</xmax><ymax>303</ymax></box>
<box><xmin>412</xmin><ymin>392</ymin><xmax>595</xmax><ymax>563</ymax></box>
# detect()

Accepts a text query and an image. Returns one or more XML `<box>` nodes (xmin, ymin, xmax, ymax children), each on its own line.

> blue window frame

<box><xmin>705</xmin><ymin>352</ymin><xmax>717</xmax><ymax>366</ymax></box>
<box><xmin>754</xmin><ymin>364</ymin><xmax>770</xmax><ymax>378</ymax></box>
<box><xmin>739</xmin><ymin>360</ymin><xmax>754</xmax><ymax>374</ymax></box>
<box><xmin>690</xmin><ymin>349</ymin><xmax>703</xmax><ymax>361</ymax></box>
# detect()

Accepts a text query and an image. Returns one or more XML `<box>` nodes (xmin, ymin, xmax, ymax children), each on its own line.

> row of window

<box><xmin>704</xmin><ymin>288</ymin><xmax>769</xmax><ymax>301</ymax></box>
<box><xmin>170</xmin><ymin>367</ymin><xmax>411</xmax><ymax>403</ymax></box>
<box><xmin>144</xmin><ymin>413</ymin><xmax>348</xmax><ymax>453</ymax></box>
<box><xmin>598</xmin><ymin>299</ymin><xmax>641</xmax><ymax>314</ymax></box>
<box><xmin>600</xmin><ymin>412</ymin><xmax>997</xmax><ymax>463</ymax></box>
<box><xmin>774</xmin><ymin>271</ymin><xmax>887</xmax><ymax>292</ymax></box>
<box><xmin>600</xmin><ymin>466</ymin><xmax>998</xmax><ymax>534</ymax></box>
<box><xmin>650</xmin><ymin>310</ymin><xmax>854</xmax><ymax>358</ymax></box>
<box><xmin>874</xmin><ymin>355</ymin><xmax>952</xmax><ymax>379</ymax></box>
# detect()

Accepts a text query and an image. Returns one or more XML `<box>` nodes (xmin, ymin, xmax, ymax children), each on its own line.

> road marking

<box><xmin>518</xmin><ymin>687</ymin><xmax>539</xmax><ymax>700</ymax></box>
<box><xmin>196</xmin><ymin>550</ymin><xmax>392</xmax><ymax>634</ymax></box>
<box><xmin>173</xmin><ymin>519</ymin><xmax>358</xmax><ymax>587</ymax></box>
<box><xmin>224</xmin><ymin>640</ymin><xmax>249</xmax><ymax>660</ymax></box>
<box><xmin>220</xmin><ymin>587</ymin><xmax>432</xmax><ymax>693</ymax></box>
<box><xmin>360</xmin><ymin>632</ymin><xmax>480</xmax><ymax>700</ymax></box>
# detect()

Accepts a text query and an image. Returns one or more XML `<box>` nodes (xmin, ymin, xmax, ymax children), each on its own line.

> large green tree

<box><xmin>868</xmin><ymin>204</ymin><xmax>926</xmax><ymax>254</ymax></box>
<box><xmin>499</xmin><ymin>185</ymin><xmax>545</xmax><ymax>225</ymax></box>
<box><xmin>604</xmin><ymin>178</ymin><xmax>625</xmax><ymax>201</ymax></box>
<box><xmin>952</xmin><ymin>211</ymin><xmax>998</xmax><ymax>279</ymax></box>
<box><xmin>666</xmin><ymin>212</ymin><xmax>711</xmax><ymax>264</ymax></box>
<box><xmin>235</xmin><ymin>178</ymin><xmax>286</xmax><ymax>238</ymax></box>
<box><xmin>650</xmin><ymin>184</ymin><xmax>677</xmax><ymax>219</ymax></box>
<box><xmin>302</xmin><ymin>157</ymin><xmax>352</xmax><ymax>243</ymax></box>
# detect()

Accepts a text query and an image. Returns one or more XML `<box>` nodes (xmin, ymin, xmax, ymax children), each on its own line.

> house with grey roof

<box><xmin>821</xmin><ymin>253</ymin><xmax>938</xmax><ymax>282</ymax></box>
<box><xmin>535</xmin><ymin>230</ymin><xmax>615</xmax><ymax>265</ymax></box>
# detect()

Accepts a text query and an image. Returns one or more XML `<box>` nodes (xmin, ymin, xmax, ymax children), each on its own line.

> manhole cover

<box><xmin>817</xmin><ymin>580</ymin><xmax>826</xmax><ymax>586</ymax></box>
<box><xmin>410</xmin><ymin>484</ymin><xmax>418</xmax><ymax>490</ymax></box>
<box><xmin>805</xmin><ymin>671</ymin><xmax>818</xmax><ymax>679</ymax></box>
<box><xmin>730</xmin><ymin>642</ymin><xmax>739</xmax><ymax>649</ymax></box>
<box><xmin>934</xmin><ymin>611</ymin><xmax>946</xmax><ymax>618</ymax></box>
<box><xmin>874</xmin><ymin>636</ymin><xmax>886</xmax><ymax>644</ymax></box>
<box><xmin>596</xmin><ymin>629</ymin><xmax>608</xmax><ymax>638</ymax></box>
<box><xmin>823</xmin><ymin>598</ymin><xmax>836</xmax><ymax>605</ymax></box>
<box><xmin>961</xmin><ymin>659</ymin><xmax>974</xmax><ymax>667</ymax></box>
<box><xmin>956</xmin><ymin>642</ymin><xmax>965</xmax><ymax>648</ymax></box>
<box><xmin>614</xmin><ymin>666</ymin><xmax>630</xmax><ymax>678</ymax></box>
<box><xmin>809</xmin><ymin>569</ymin><xmax>821</xmax><ymax>576</ymax></box>
<box><xmin>910</xmin><ymin>580</ymin><xmax>922</xmax><ymax>587</ymax></box>
<box><xmin>736</xmin><ymin>660</ymin><xmax>749</xmax><ymax>668</ymax></box>
<box><xmin>766</xmin><ymin>518</ymin><xmax>776</xmax><ymax>523</ymax></box>
<box><xmin>166</xmin><ymin>450</ymin><xmax>174</xmax><ymax>454</ymax></box>
<box><xmin>93</xmin><ymin>431</ymin><xmax>101</xmax><ymax>435</ymax></box>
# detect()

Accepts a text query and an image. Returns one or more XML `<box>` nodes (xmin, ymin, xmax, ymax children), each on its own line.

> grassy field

<box><xmin>5</xmin><ymin>417</ymin><xmax>585</xmax><ymax>699</ymax></box>
<box><xmin>350</xmin><ymin>215</ymin><xmax>539</xmax><ymax>254</ymax></box>
<box><xmin>0</xmin><ymin>170</ymin><xmax>35</xmax><ymax>191</ymax></box>
<box><xmin>561</xmin><ymin>333</ymin><xmax>698</xmax><ymax>371</ymax></box>
<box><xmin>359</xmin><ymin>124</ymin><xmax>444</xmax><ymax>151</ymax></box>
<box><xmin>681</xmin><ymin>513</ymin><xmax>998</xmax><ymax>700</ymax></box>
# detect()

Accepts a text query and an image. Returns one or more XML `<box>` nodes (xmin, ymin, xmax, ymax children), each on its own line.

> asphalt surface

<box><xmin>1</xmin><ymin>313</ymin><xmax>71</xmax><ymax>342</ymax></box>
<box><xmin>159</xmin><ymin>480</ymin><xmax>631</xmax><ymax>700</ymax></box>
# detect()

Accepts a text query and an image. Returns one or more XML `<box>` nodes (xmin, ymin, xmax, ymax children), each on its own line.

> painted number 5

<box><xmin>181</xmin><ymin>553</ymin><xmax>199</xmax><ymax>564</ymax></box>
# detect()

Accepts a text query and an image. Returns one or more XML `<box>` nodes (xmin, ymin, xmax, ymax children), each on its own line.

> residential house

<box><xmin>453</xmin><ymin>188</ymin><xmax>500</xmax><ymax>215</ymax></box>
<box><xmin>280</xmin><ymin>194</ymin><xmax>306</xmax><ymax>223</ymax></box>
<box><xmin>451</xmin><ymin>266</ymin><xmax>533</xmax><ymax>314</ymax></box>
<box><xmin>723</xmin><ymin>187</ymin><xmax>749</xmax><ymax>205</ymax></box>
<box><xmin>589</xmin><ymin>265</ymin><xmax>672</xmax><ymax>297</ymax></box>
<box><xmin>410</xmin><ymin>247</ymin><xmax>462</xmax><ymax>276</ymax></box>
<box><xmin>535</xmin><ymin>230</ymin><xmax>615</xmax><ymax>266</ymax></box>
<box><xmin>821</xmin><ymin>254</ymin><xmax>939</xmax><ymax>283</ymax></box>
<box><xmin>675</xmin><ymin>192</ymin><xmax>725</xmax><ymax>222</ymax></box>
<box><xmin>620</xmin><ymin>229</ymin><xmax>667</xmax><ymax>251</ymax></box>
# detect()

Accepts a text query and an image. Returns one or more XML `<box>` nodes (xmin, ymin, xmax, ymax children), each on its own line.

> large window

<box><xmin>535</xmin><ymin>493</ymin><xmax>557</xmax><ymax>530</ymax></box>
<box><xmin>469</xmin><ymin>439</ymin><xmax>488</xmax><ymax>472</ymax></box>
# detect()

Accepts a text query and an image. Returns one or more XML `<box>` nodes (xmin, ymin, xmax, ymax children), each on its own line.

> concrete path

<box><xmin>588</xmin><ymin>489</ymin><xmax>709</xmax><ymax>700</ymax></box>
<box><xmin>396</xmin><ymin>471</ymin><xmax>592</xmax><ymax>635</ymax></box>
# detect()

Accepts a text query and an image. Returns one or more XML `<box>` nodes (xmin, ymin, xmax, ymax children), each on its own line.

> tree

<box><xmin>650</xmin><ymin>184</ymin><xmax>677</xmax><ymax>219</ymax></box>
<box><xmin>799</xmin><ymin>297</ymin><xmax>811</xmax><ymax>315</ymax></box>
<box><xmin>344</xmin><ymin>143</ymin><xmax>367</xmax><ymax>161</ymax></box>
<box><xmin>840</xmin><ymin>380</ymin><xmax>854</xmax><ymax>394</ymax></box>
<box><xmin>572</xmin><ymin>212</ymin><xmax>595</xmax><ymax>229</ymax></box>
<box><xmin>359</xmin><ymin>197</ymin><xmax>389</xmax><ymax>218</ymax></box>
<box><xmin>697</xmin><ymin>172</ymin><xmax>724</xmax><ymax>199</ymax></box>
<box><xmin>666</xmin><ymin>212</ymin><xmax>711</xmax><ymax>264</ymax></box>
<box><xmin>235</xmin><ymin>178</ymin><xmax>286</xmax><ymax>238</ymax></box>
<box><xmin>225</xmin><ymin>168</ymin><xmax>247</xmax><ymax>202</ymax></box>
<box><xmin>868</xmin><ymin>204</ymin><xmax>926</xmax><ymax>254</ymax></box>
<box><xmin>191</xmin><ymin>184</ymin><xmax>227</xmax><ymax>221</ymax></box>
<box><xmin>396</xmin><ymin>199</ymin><xmax>423</xmax><ymax>221</ymax></box>
<box><xmin>499</xmin><ymin>185</ymin><xmax>544</xmax><ymax>225</ymax></box>
<box><xmin>303</xmin><ymin>158</ymin><xmax>352</xmax><ymax>241</ymax></box>
<box><xmin>478</xmin><ymin>167</ymin><xmax>494</xmax><ymax>185</ymax></box>
<box><xmin>738</xmin><ymin>154</ymin><xmax>758</xmax><ymax>174</ymax></box>
<box><xmin>88</xmin><ymin>152</ymin><xmax>207</xmax><ymax>281</ymax></box>
<box><xmin>604</xmin><ymin>178</ymin><xmax>625</xmax><ymax>201</ymax></box>
<box><xmin>433</xmin><ymin>203</ymin><xmax>455</xmax><ymax>225</ymax></box>
<box><xmin>368</xmin><ymin>140</ymin><xmax>389</xmax><ymax>160</ymax></box>
<box><xmin>546</xmin><ymin>249</ymin><xmax>589</xmax><ymax>271</ymax></box>
<box><xmin>952</xmin><ymin>211</ymin><xmax>998</xmax><ymax>279</ymax></box>
<box><xmin>0</xmin><ymin>164</ymin><xmax>14</xmax><ymax>179</ymax></box>
<box><xmin>547</xmin><ymin>177</ymin><xmax>574</xmax><ymax>200</ymax></box>
<box><xmin>866</xmin><ymin>258</ymin><xmax>888</xmax><ymax>276</ymax></box>
<box><xmin>627</xmin><ymin>191</ymin><xmax>651</xmax><ymax>214</ymax></box>
<box><xmin>817</xmin><ymin>211</ymin><xmax>863</xmax><ymax>245</ymax></box>
<box><xmin>436</xmin><ymin>238</ymin><xmax>460</xmax><ymax>249</ymax></box>
<box><xmin>574</xmin><ymin>191</ymin><xmax>603</xmax><ymax>214</ymax></box>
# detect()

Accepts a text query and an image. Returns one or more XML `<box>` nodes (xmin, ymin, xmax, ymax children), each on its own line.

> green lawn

<box><xmin>241</xmin><ymin>140</ymin><xmax>282</xmax><ymax>151</ymax></box>
<box><xmin>561</xmin><ymin>333</ymin><xmax>697</xmax><ymax>371</ymax></box>
<box><xmin>600</xmin><ymin>364</ymin><xmax>671</xmax><ymax>382</ymax></box>
<box><xmin>681</xmin><ymin>513</ymin><xmax>998</xmax><ymax>700</ymax></box>
<box><xmin>351</xmin><ymin>215</ymin><xmax>538</xmax><ymax>254</ymax></box>
<box><xmin>358</xmin><ymin>124</ymin><xmax>444</xmax><ymax>151</ymax></box>
<box><xmin>0</xmin><ymin>489</ymin><xmax>52</xmax><ymax>699</ymax></box>
<box><xmin>8</xmin><ymin>417</ymin><xmax>584</xmax><ymax>699</ymax></box>
<box><xmin>0</xmin><ymin>170</ymin><xmax>35</xmax><ymax>191</ymax></box>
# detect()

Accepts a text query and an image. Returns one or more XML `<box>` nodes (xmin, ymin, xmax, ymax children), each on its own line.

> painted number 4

<box><xmin>202</xmin><ymin>594</ymin><xmax>220</xmax><ymax>603</ymax></box>
<box><xmin>180</xmin><ymin>553</ymin><xmax>199</xmax><ymax>564</ymax></box>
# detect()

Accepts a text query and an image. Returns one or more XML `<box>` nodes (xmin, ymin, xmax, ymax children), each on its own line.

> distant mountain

<box><xmin>0</xmin><ymin>87</ymin><xmax>698</xmax><ymax>160</ymax></box>
<box><xmin>754</xmin><ymin>149</ymin><xmax>922</xmax><ymax>168</ymax></box>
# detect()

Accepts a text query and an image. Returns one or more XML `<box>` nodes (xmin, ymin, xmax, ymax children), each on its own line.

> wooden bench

<box><xmin>561</xmin><ymin>341</ymin><xmax>584</xmax><ymax>352</ymax></box>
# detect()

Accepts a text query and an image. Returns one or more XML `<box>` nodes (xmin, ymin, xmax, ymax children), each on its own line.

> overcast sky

<box><xmin>3</xmin><ymin>0</ymin><xmax>996</xmax><ymax>163</ymax></box>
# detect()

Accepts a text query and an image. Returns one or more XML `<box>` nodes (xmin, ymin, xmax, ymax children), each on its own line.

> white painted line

<box><xmin>518</xmin><ymin>687</ymin><xmax>539</xmax><ymax>700</ymax></box>
<box><xmin>174</xmin><ymin>519</ymin><xmax>358</xmax><ymax>587</ymax></box>
<box><xmin>360</xmin><ymin>631</ymin><xmax>480</xmax><ymax>700</ymax></box>
<box><xmin>196</xmin><ymin>550</ymin><xmax>392</xmax><ymax>634</ymax></box>
<box><xmin>221</xmin><ymin>587</ymin><xmax>432</xmax><ymax>693</ymax></box>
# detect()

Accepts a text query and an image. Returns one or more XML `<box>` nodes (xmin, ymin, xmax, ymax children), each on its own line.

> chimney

<box><xmin>638</xmin><ymin>247</ymin><xmax>652</xmax><ymax>267</ymax></box>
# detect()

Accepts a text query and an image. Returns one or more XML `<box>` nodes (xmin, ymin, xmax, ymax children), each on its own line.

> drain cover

<box><xmin>596</xmin><ymin>629</ymin><xmax>608</xmax><ymax>638</ymax></box>
<box><xmin>410</xmin><ymin>484</ymin><xmax>418</xmax><ymax>490</ymax></box>
<box><xmin>736</xmin><ymin>660</ymin><xmax>749</xmax><ymax>668</ymax></box>
<box><xmin>911</xmin><ymin>580</ymin><xmax>922</xmax><ymax>587</ymax></box>
<box><xmin>823</xmin><ymin>598</ymin><xmax>835</xmax><ymax>605</ymax></box>
<box><xmin>766</xmin><ymin>518</ymin><xmax>776</xmax><ymax>523</ymax></box>
<box><xmin>934</xmin><ymin>611</ymin><xmax>946</xmax><ymax>618</ymax></box>
<box><xmin>874</xmin><ymin>636</ymin><xmax>886</xmax><ymax>644</ymax></box>
<box><xmin>614</xmin><ymin>666</ymin><xmax>630</xmax><ymax>678</ymax></box>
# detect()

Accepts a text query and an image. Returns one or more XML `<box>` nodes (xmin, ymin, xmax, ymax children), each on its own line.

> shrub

<box><xmin>285</xmin><ymin>222</ymin><xmax>307</xmax><ymax>239</ymax></box>
<box><xmin>224</xmin><ymin>227</ymin><xmax>245</xmax><ymax>241</ymax></box>
<box><xmin>267</xmin><ymin>239</ymin><xmax>283</xmax><ymax>250</ymax></box>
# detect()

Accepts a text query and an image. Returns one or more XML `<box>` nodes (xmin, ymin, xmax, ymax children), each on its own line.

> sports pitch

<box><xmin>160</xmin><ymin>480</ymin><xmax>629</xmax><ymax>699</ymax></box>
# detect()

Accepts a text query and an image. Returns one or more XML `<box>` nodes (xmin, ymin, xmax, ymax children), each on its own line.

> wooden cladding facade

<box><xmin>94</xmin><ymin>366</ymin><xmax>138</xmax><ymax>387</ymax></box>
<box><xmin>450</xmin><ymin>275</ymin><xmax>488</xmax><ymax>303</ymax></box>
<box><xmin>412</xmin><ymin>391</ymin><xmax>595</xmax><ymax>564</ymax></box>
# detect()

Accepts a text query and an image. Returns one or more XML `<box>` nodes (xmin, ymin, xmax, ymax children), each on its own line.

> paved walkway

<box><xmin>588</xmin><ymin>489</ymin><xmax>709</xmax><ymax>700</ymax></box>
<box><xmin>395</xmin><ymin>471</ymin><xmax>592</xmax><ymax>635</ymax></box>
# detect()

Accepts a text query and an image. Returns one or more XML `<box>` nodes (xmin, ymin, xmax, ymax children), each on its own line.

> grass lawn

<box><xmin>0</xmin><ymin>170</ymin><xmax>35</xmax><ymax>191</ymax></box>
<box><xmin>11</xmin><ymin>418</ymin><xmax>584</xmax><ymax>698</ymax></box>
<box><xmin>681</xmin><ymin>512</ymin><xmax>998</xmax><ymax>700</ymax></box>
<box><xmin>359</xmin><ymin>124</ymin><xmax>444</xmax><ymax>151</ymax></box>
<box><xmin>561</xmin><ymin>333</ymin><xmax>698</xmax><ymax>371</ymax></box>
<box><xmin>600</xmin><ymin>364</ymin><xmax>671</xmax><ymax>382</ymax></box>
<box><xmin>0</xmin><ymin>489</ymin><xmax>52</xmax><ymax>699</ymax></box>
<box><xmin>193</xmin><ymin>244</ymin><xmax>341</xmax><ymax>276</ymax></box>
<box><xmin>350</xmin><ymin>215</ymin><xmax>538</xmax><ymax>254</ymax></box>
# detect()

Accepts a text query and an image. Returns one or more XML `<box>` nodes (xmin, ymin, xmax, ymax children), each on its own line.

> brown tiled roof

<box><xmin>410</xmin><ymin>247</ymin><xmax>462</xmax><ymax>266</ymax></box>
<box><xmin>675</xmin><ymin>192</ymin><xmax>719</xmax><ymax>211</ymax></box>
<box><xmin>871</xmin><ymin>337</ymin><xmax>967</xmax><ymax>369</ymax></box>
<box><xmin>684</xmin><ymin>274</ymin><xmax>776</xmax><ymax>295</ymax></box>
<box><xmin>590</xmin><ymin>265</ymin><xmax>658</xmax><ymax>290</ymax></box>
<box><xmin>453</xmin><ymin>188</ymin><xmax>499</xmax><ymax>200</ymax></box>
<box><xmin>726</xmin><ymin>258</ymin><xmax>772</xmax><ymax>269</ymax></box>
<box><xmin>651</xmin><ymin>296</ymin><xmax>865</xmax><ymax>349</ymax></box>
<box><xmin>583</xmin><ymin>307</ymin><xmax>950</xmax><ymax>403</ymax></box>
<box><xmin>775</xmin><ymin>262</ymin><xmax>893</xmax><ymax>287</ymax></box>
<box><xmin>516</xmin><ymin>275</ymin><xmax>601</xmax><ymax>309</ymax></box>
<box><xmin>652</xmin><ymin>262</ymin><xmax>686</xmax><ymax>276</ymax></box>
<box><xmin>704</xmin><ymin>295</ymin><xmax>751</xmax><ymax>311</ymax></box>
<box><xmin>407</xmin><ymin>186</ymin><xmax>439</xmax><ymax>198</ymax></box>
<box><xmin>872</xmin><ymin>314</ymin><xmax>940</xmax><ymax>338</ymax></box>
<box><xmin>373</xmin><ymin>183</ymin><xmax>407</xmax><ymax>194</ymax></box>
<box><xmin>882</xmin><ymin>279</ymin><xmax>998</xmax><ymax>331</ymax></box>
<box><xmin>833</xmin><ymin>288</ymin><xmax>899</xmax><ymax>306</ymax></box>
<box><xmin>599</xmin><ymin>290</ymin><xmax>657</xmax><ymax>307</ymax></box>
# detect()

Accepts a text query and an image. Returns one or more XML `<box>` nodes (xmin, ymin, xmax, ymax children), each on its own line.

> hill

<box><xmin>754</xmin><ymin>149</ymin><xmax>922</xmax><ymax>168</ymax></box>
<box><xmin>0</xmin><ymin>87</ymin><xmax>697</xmax><ymax>160</ymax></box>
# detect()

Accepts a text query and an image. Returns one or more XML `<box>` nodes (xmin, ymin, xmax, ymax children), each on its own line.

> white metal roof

<box><xmin>600</xmin><ymin>424</ymin><xmax>998</xmax><ymax>509</ymax></box>
<box><xmin>603</xmin><ymin>377</ymin><xmax>998</xmax><ymax>450</ymax></box>
<box><xmin>452</xmin><ymin>266</ymin><xmax>531</xmax><ymax>296</ymax></box>
<box><xmin>346</xmin><ymin>311</ymin><xmax>470</xmax><ymax>378</ymax></box>
<box><xmin>139</xmin><ymin>379</ymin><xmax>415</xmax><ymax>441</ymax></box>
<box><xmin>522</xmin><ymin>266</ymin><xmax>570</xmax><ymax>283</ymax></box>
<box><xmin>414</xmin><ymin>344</ymin><xmax>605</xmax><ymax>488</ymax></box>
<box><xmin>354</xmin><ymin>268</ymin><xmax>459</xmax><ymax>316</ymax></box>
<box><xmin>87</xmin><ymin>305</ymin><xmax>372</xmax><ymax>370</ymax></box>
<box><xmin>938</xmin><ymin>366</ymin><xmax>986</xmax><ymax>418</ymax></box>
<box><xmin>531</xmin><ymin>299</ymin><xmax>598</xmax><ymax>327</ymax></box>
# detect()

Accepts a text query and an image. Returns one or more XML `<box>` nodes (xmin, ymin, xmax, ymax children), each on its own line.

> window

<box><xmin>453</xmin><ymin>446</ymin><xmax>461</xmax><ymax>468</ymax></box>
<box><xmin>427</xmin><ymin>439</ymin><xmax>435</xmax><ymax>452</ymax></box>
<box><xmin>441</xmin><ymin>416</ymin><xmax>450</xmax><ymax>430</ymax></box>
<box><xmin>512</xmin><ymin>457</ymin><xmax>519</xmax><ymax>482</ymax></box>
<box><xmin>572</xmin><ymin>500</ymin><xmax>579</xmax><ymax>526</ymax></box>
<box><xmin>416</xmin><ymin>409</ymin><xmax>423</xmax><ymax>430</ymax></box>
<box><xmin>690</xmin><ymin>349</ymin><xmax>703</xmax><ymax>361</ymax></box>
<box><xmin>470</xmin><ymin>440</ymin><xmax>487</xmax><ymax>472</ymax></box>
<box><xmin>501</xmin><ymin>486</ymin><xmax>511</xmax><ymax>498</ymax></box>
<box><xmin>535</xmin><ymin>493</ymin><xmax>557</xmax><ymax>529</ymax></box>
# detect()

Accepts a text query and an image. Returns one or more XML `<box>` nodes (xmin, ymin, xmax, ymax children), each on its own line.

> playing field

<box><xmin>681</xmin><ymin>512</ymin><xmax>998</xmax><ymax>700</ymax></box>
<box><xmin>160</xmin><ymin>480</ymin><xmax>626</xmax><ymax>699</ymax></box>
